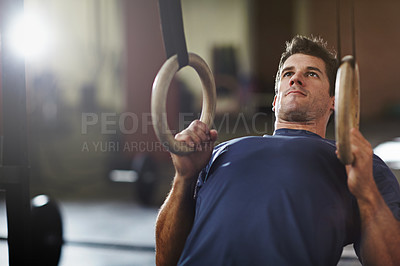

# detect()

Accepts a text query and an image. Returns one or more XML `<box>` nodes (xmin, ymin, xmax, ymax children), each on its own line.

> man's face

<box><xmin>273</xmin><ymin>53</ymin><xmax>334</xmax><ymax>123</ymax></box>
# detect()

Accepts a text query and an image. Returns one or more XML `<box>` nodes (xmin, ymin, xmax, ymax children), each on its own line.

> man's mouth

<box><xmin>286</xmin><ymin>90</ymin><xmax>306</xmax><ymax>96</ymax></box>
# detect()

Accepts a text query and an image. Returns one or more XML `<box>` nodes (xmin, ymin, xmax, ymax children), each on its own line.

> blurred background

<box><xmin>0</xmin><ymin>0</ymin><xmax>399</xmax><ymax>265</ymax></box>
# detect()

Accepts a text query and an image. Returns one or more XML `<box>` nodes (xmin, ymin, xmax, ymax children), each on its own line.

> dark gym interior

<box><xmin>1</xmin><ymin>0</ymin><xmax>400</xmax><ymax>265</ymax></box>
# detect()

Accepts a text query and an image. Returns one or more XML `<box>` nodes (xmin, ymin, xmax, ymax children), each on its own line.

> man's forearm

<box><xmin>155</xmin><ymin>176</ymin><xmax>197</xmax><ymax>266</ymax></box>
<box><xmin>358</xmin><ymin>186</ymin><xmax>400</xmax><ymax>265</ymax></box>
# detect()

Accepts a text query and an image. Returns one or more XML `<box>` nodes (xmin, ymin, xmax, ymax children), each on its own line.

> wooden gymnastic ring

<box><xmin>335</xmin><ymin>55</ymin><xmax>360</xmax><ymax>165</ymax></box>
<box><xmin>151</xmin><ymin>53</ymin><xmax>216</xmax><ymax>155</ymax></box>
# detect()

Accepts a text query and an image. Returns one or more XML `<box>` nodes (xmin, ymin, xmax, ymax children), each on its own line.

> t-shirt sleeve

<box><xmin>193</xmin><ymin>141</ymin><xmax>230</xmax><ymax>199</ymax></box>
<box><xmin>353</xmin><ymin>155</ymin><xmax>400</xmax><ymax>258</ymax></box>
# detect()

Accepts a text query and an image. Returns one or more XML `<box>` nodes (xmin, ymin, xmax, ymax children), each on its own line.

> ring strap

<box><xmin>336</xmin><ymin>0</ymin><xmax>357</xmax><ymax>64</ymax></box>
<box><xmin>158</xmin><ymin>0</ymin><xmax>189</xmax><ymax>69</ymax></box>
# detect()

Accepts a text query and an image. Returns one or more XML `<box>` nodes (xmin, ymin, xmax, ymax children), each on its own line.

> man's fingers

<box><xmin>348</xmin><ymin>128</ymin><xmax>373</xmax><ymax>167</ymax></box>
<box><xmin>175</xmin><ymin>132</ymin><xmax>195</xmax><ymax>147</ymax></box>
<box><xmin>336</xmin><ymin>128</ymin><xmax>371</xmax><ymax>164</ymax></box>
<box><xmin>188</xmin><ymin>119</ymin><xmax>208</xmax><ymax>132</ymax></box>
<box><xmin>190</xmin><ymin>121</ymin><xmax>210</xmax><ymax>142</ymax></box>
<box><xmin>175</xmin><ymin>120</ymin><xmax>217</xmax><ymax>150</ymax></box>
<box><xmin>350</xmin><ymin>129</ymin><xmax>372</xmax><ymax>154</ymax></box>
<box><xmin>209</xmin><ymin>129</ymin><xmax>218</xmax><ymax>142</ymax></box>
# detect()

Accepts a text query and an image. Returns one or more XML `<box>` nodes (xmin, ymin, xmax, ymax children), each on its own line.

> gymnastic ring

<box><xmin>151</xmin><ymin>53</ymin><xmax>216</xmax><ymax>155</ymax></box>
<box><xmin>335</xmin><ymin>55</ymin><xmax>360</xmax><ymax>165</ymax></box>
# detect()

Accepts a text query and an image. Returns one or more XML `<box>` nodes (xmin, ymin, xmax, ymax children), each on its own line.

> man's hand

<box><xmin>343</xmin><ymin>128</ymin><xmax>377</xmax><ymax>202</ymax></box>
<box><xmin>171</xmin><ymin>120</ymin><xmax>218</xmax><ymax>180</ymax></box>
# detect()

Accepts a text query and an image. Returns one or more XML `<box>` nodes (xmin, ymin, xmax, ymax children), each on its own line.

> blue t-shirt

<box><xmin>178</xmin><ymin>129</ymin><xmax>400</xmax><ymax>266</ymax></box>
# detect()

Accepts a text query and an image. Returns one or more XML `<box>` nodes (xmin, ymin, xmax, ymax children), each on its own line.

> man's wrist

<box><xmin>356</xmin><ymin>185</ymin><xmax>385</xmax><ymax>219</ymax></box>
<box><xmin>173</xmin><ymin>174</ymin><xmax>198</xmax><ymax>197</ymax></box>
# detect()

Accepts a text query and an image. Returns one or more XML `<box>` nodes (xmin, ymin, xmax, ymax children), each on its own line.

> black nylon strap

<box><xmin>336</xmin><ymin>0</ymin><xmax>357</xmax><ymax>66</ymax></box>
<box><xmin>336</xmin><ymin>0</ymin><xmax>341</xmax><ymax>61</ymax></box>
<box><xmin>351</xmin><ymin>0</ymin><xmax>356</xmax><ymax>64</ymax></box>
<box><xmin>158</xmin><ymin>0</ymin><xmax>189</xmax><ymax>69</ymax></box>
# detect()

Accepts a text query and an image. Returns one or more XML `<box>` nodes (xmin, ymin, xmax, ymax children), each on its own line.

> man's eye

<box><xmin>282</xmin><ymin>72</ymin><xmax>293</xmax><ymax>77</ymax></box>
<box><xmin>308</xmin><ymin>72</ymin><xmax>319</xmax><ymax>77</ymax></box>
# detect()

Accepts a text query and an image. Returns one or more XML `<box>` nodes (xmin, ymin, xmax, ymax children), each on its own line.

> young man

<box><xmin>155</xmin><ymin>36</ymin><xmax>400</xmax><ymax>265</ymax></box>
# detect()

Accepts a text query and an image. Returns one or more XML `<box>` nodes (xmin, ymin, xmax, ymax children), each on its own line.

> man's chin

<box><xmin>280</xmin><ymin>110</ymin><xmax>311</xmax><ymax>122</ymax></box>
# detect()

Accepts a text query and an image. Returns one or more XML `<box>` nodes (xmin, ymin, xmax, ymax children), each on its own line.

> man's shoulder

<box><xmin>213</xmin><ymin>136</ymin><xmax>264</xmax><ymax>149</ymax></box>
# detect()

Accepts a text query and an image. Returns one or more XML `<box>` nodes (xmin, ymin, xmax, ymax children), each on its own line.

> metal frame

<box><xmin>0</xmin><ymin>0</ymin><xmax>32</xmax><ymax>264</ymax></box>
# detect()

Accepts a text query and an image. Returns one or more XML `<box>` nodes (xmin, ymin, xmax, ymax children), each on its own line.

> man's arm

<box><xmin>155</xmin><ymin>120</ymin><xmax>218</xmax><ymax>266</ymax></box>
<box><xmin>155</xmin><ymin>174</ymin><xmax>197</xmax><ymax>266</ymax></box>
<box><xmin>344</xmin><ymin>128</ymin><xmax>400</xmax><ymax>265</ymax></box>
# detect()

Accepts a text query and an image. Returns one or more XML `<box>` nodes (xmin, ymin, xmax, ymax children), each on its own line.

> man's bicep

<box><xmin>373</xmin><ymin>171</ymin><xmax>400</xmax><ymax>220</ymax></box>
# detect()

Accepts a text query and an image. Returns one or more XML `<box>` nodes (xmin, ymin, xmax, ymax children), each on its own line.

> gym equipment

<box><xmin>152</xmin><ymin>53</ymin><xmax>216</xmax><ymax>155</ymax></box>
<box><xmin>335</xmin><ymin>56</ymin><xmax>360</xmax><ymax>165</ymax></box>
<box><xmin>151</xmin><ymin>0</ymin><xmax>217</xmax><ymax>155</ymax></box>
<box><xmin>132</xmin><ymin>154</ymin><xmax>159</xmax><ymax>205</ymax></box>
<box><xmin>334</xmin><ymin>0</ymin><xmax>360</xmax><ymax>165</ymax></box>
<box><xmin>1</xmin><ymin>194</ymin><xmax>155</xmax><ymax>261</ymax></box>
<box><xmin>0</xmin><ymin>0</ymin><xmax>32</xmax><ymax>264</ymax></box>
<box><xmin>0</xmin><ymin>194</ymin><xmax>63</xmax><ymax>265</ymax></box>
<box><xmin>109</xmin><ymin>154</ymin><xmax>159</xmax><ymax>205</ymax></box>
<box><xmin>31</xmin><ymin>195</ymin><xmax>63</xmax><ymax>266</ymax></box>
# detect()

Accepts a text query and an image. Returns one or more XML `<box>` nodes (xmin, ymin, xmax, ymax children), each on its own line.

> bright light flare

<box><xmin>8</xmin><ymin>12</ymin><xmax>52</xmax><ymax>60</ymax></box>
<box><xmin>374</xmin><ymin>138</ymin><xmax>400</xmax><ymax>170</ymax></box>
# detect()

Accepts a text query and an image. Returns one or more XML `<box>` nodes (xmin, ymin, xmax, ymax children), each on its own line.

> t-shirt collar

<box><xmin>269</xmin><ymin>128</ymin><xmax>323</xmax><ymax>139</ymax></box>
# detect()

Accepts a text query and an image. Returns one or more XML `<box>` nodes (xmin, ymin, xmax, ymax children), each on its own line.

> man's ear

<box><xmin>330</xmin><ymin>96</ymin><xmax>335</xmax><ymax>113</ymax></box>
<box><xmin>272</xmin><ymin>95</ymin><xmax>277</xmax><ymax>112</ymax></box>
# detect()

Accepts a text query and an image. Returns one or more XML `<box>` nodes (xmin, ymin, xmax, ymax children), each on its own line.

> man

<box><xmin>155</xmin><ymin>36</ymin><xmax>400</xmax><ymax>265</ymax></box>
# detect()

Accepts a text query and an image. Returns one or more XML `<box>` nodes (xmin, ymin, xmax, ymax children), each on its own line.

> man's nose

<box><xmin>289</xmin><ymin>73</ymin><xmax>303</xmax><ymax>86</ymax></box>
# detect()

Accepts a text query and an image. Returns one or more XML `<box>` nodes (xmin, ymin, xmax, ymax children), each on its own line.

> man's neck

<box><xmin>274</xmin><ymin>120</ymin><xmax>327</xmax><ymax>138</ymax></box>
